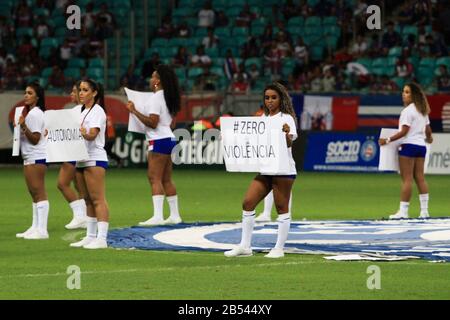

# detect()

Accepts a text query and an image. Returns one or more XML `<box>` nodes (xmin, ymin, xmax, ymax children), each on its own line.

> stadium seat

<box><xmin>205</xmin><ymin>47</ymin><xmax>220</xmax><ymax>58</ymax></box>
<box><xmin>64</xmin><ymin>68</ymin><xmax>82</xmax><ymax>79</ymax></box>
<box><xmin>305</xmin><ymin>16</ymin><xmax>321</xmax><ymax>27</ymax></box>
<box><xmin>402</xmin><ymin>25</ymin><xmax>418</xmax><ymax>37</ymax></box>
<box><xmin>419</xmin><ymin>57</ymin><xmax>436</xmax><ymax>69</ymax></box>
<box><xmin>226</xmin><ymin>7</ymin><xmax>242</xmax><ymax>18</ymax></box>
<box><xmin>392</xmin><ymin>77</ymin><xmax>406</xmax><ymax>89</ymax></box>
<box><xmin>88</xmin><ymin>58</ymin><xmax>105</xmax><ymax>68</ymax></box>
<box><xmin>322</xmin><ymin>16</ymin><xmax>337</xmax><ymax>26</ymax></box>
<box><xmin>215</xmin><ymin>27</ymin><xmax>231</xmax><ymax>38</ymax></box>
<box><xmin>251</xmin><ymin>26</ymin><xmax>265</xmax><ymax>37</ymax></box>
<box><xmin>87</xmin><ymin>68</ymin><xmax>104</xmax><ymax>79</ymax></box>
<box><xmin>41</xmin><ymin>38</ymin><xmax>59</xmax><ymax>48</ymax></box>
<box><xmin>173</xmin><ymin>7</ymin><xmax>196</xmax><ymax>18</ymax></box>
<box><xmin>16</xmin><ymin>27</ymin><xmax>33</xmax><ymax>37</ymax></box>
<box><xmin>325</xmin><ymin>35</ymin><xmax>339</xmax><ymax>51</ymax></box>
<box><xmin>151</xmin><ymin>38</ymin><xmax>169</xmax><ymax>48</ymax></box>
<box><xmin>387</xmin><ymin>57</ymin><xmax>398</xmax><ymax>66</ymax></box>
<box><xmin>210</xmin><ymin>66</ymin><xmax>225</xmax><ymax>77</ymax></box>
<box><xmin>68</xmin><ymin>58</ymin><xmax>87</xmax><ymax>69</ymax></box>
<box><xmin>194</xmin><ymin>28</ymin><xmax>208</xmax><ymax>37</ymax></box>
<box><xmin>244</xmin><ymin>58</ymin><xmax>262</xmax><ymax>69</ymax></box>
<box><xmin>288</xmin><ymin>16</ymin><xmax>305</xmax><ymax>27</ymax></box>
<box><xmin>38</xmin><ymin>46</ymin><xmax>53</xmax><ymax>59</ymax></box>
<box><xmin>232</xmin><ymin>27</ymin><xmax>249</xmax><ymax>37</ymax></box>
<box><xmin>41</xmin><ymin>67</ymin><xmax>53</xmax><ymax>78</ymax></box>
<box><xmin>388</xmin><ymin>46</ymin><xmax>402</xmax><ymax>57</ymax></box>
<box><xmin>188</xmin><ymin>67</ymin><xmax>204</xmax><ymax>78</ymax></box>
<box><xmin>310</xmin><ymin>46</ymin><xmax>324</xmax><ymax>61</ymax></box>
<box><xmin>323</xmin><ymin>25</ymin><xmax>341</xmax><ymax>37</ymax></box>
<box><xmin>34</xmin><ymin>8</ymin><xmax>49</xmax><ymax>17</ymax></box>
<box><xmin>436</xmin><ymin>57</ymin><xmax>450</xmax><ymax>69</ymax></box>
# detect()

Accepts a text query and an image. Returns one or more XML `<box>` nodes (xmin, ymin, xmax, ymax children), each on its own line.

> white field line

<box><xmin>0</xmin><ymin>260</ymin><xmax>334</xmax><ymax>279</ymax></box>
<box><xmin>0</xmin><ymin>259</ymin><xmax>439</xmax><ymax>280</ymax></box>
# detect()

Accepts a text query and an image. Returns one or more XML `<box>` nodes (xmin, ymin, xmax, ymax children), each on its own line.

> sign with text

<box><xmin>12</xmin><ymin>106</ymin><xmax>24</xmax><ymax>156</ymax></box>
<box><xmin>124</xmin><ymin>87</ymin><xmax>153</xmax><ymax>134</ymax></box>
<box><xmin>220</xmin><ymin>117</ymin><xmax>289</xmax><ymax>174</ymax></box>
<box><xmin>45</xmin><ymin>109</ymin><xmax>88</xmax><ymax>162</ymax></box>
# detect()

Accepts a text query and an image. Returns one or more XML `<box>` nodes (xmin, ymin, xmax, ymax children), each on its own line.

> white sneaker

<box><xmin>224</xmin><ymin>246</ymin><xmax>253</xmax><ymax>257</ymax></box>
<box><xmin>24</xmin><ymin>229</ymin><xmax>49</xmax><ymax>240</ymax></box>
<box><xmin>389</xmin><ymin>211</ymin><xmax>409</xmax><ymax>219</ymax></box>
<box><xmin>65</xmin><ymin>217</ymin><xmax>87</xmax><ymax>229</ymax></box>
<box><xmin>255</xmin><ymin>214</ymin><xmax>272</xmax><ymax>222</ymax></box>
<box><xmin>83</xmin><ymin>238</ymin><xmax>108</xmax><ymax>249</ymax></box>
<box><xmin>265</xmin><ymin>248</ymin><xmax>285</xmax><ymax>258</ymax></box>
<box><xmin>419</xmin><ymin>212</ymin><xmax>430</xmax><ymax>219</ymax></box>
<box><xmin>16</xmin><ymin>226</ymin><xmax>36</xmax><ymax>238</ymax></box>
<box><xmin>70</xmin><ymin>236</ymin><xmax>95</xmax><ymax>248</ymax></box>
<box><xmin>139</xmin><ymin>217</ymin><xmax>165</xmax><ymax>226</ymax></box>
<box><xmin>163</xmin><ymin>216</ymin><xmax>182</xmax><ymax>225</ymax></box>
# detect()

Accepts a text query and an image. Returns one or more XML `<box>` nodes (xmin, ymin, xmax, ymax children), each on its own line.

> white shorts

<box><xmin>23</xmin><ymin>159</ymin><xmax>47</xmax><ymax>166</ymax></box>
<box><xmin>76</xmin><ymin>160</ymin><xmax>108</xmax><ymax>169</ymax></box>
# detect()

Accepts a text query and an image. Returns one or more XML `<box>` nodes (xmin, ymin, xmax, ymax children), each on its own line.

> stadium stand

<box><xmin>0</xmin><ymin>0</ymin><xmax>448</xmax><ymax>95</ymax></box>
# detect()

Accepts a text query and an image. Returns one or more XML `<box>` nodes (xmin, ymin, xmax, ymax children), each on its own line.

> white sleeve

<box><xmin>89</xmin><ymin>107</ymin><xmax>105</xmax><ymax>129</ymax></box>
<box><xmin>147</xmin><ymin>95</ymin><xmax>163</xmax><ymax>116</ymax></box>
<box><xmin>399</xmin><ymin>108</ymin><xmax>413</xmax><ymax>127</ymax></box>
<box><xmin>289</xmin><ymin>115</ymin><xmax>298</xmax><ymax>141</ymax></box>
<box><xmin>425</xmin><ymin>115</ymin><xmax>430</xmax><ymax>125</ymax></box>
<box><xmin>26</xmin><ymin>111</ymin><xmax>44</xmax><ymax>133</ymax></box>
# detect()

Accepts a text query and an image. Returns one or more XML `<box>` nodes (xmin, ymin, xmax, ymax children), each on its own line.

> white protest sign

<box><xmin>378</xmin><ymin>128</ymin><xmax>431</xmax><ymax>172</ymax></box>
<box><xmin>45</xmin><ymin>109</ymin><xmax>88</xmax><ymax>162</ymax></box>
<box><xmin>378</xmin><ymin>128</ymin><xmax>402</xmax><ymax>171</ymax></box>
<box><xmin>220</xmin><ymin>117</ymin><xmax>290</xmax><ymax>174</ymax></box>
<box><xmin>124</xmin><ymin>87</ymin><xmax>153</xmax><ymax>134</ymax></box>
<box><xmin>12</xmin><ymin>106</ymin><xmax>24</xmax><ymax>156</ymax></box>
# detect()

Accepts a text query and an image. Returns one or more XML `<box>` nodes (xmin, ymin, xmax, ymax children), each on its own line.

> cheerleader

<box><xmin>379</xmin><ymin>82</ymin><xmax>433</xmax><ymax>219</ymax></box>
<box><xmin>15</xmin><ymin>82</ymin><xmax>50</xmax><ymax>240</ymax></box>
<box><xmin>225</xmin><ymin>82</ymin><xmax>297</xmax><ymax>258</ymax></box>
<box><xmin>70</xmin><ymin>79</ymin><xmax>110</xmax><ymax>249</ymax></box>
<box><xmin>125</xmin><ymin>64</ymin><xmax>182</xmax><ymax>226</ymax></box>
<box><xmin>58</xmin><ymin>81</ymin><xmax>87</xmax><ymax>230</ymax></box>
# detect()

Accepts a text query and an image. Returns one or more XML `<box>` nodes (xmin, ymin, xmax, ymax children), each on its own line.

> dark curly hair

<box><xmin>262</xmin><ymin>82</ymin><xmax>297</xmax><ymax>123</ymax></box>
<box><xmin>156</xmin><ymin>64</ymin><xmax>181</xmax><ymax>116</ymax></box>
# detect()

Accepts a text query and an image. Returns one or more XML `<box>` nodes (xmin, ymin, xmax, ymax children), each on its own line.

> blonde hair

<box><xmin>405</xmin><ymin>82</ymin><xmax>430</xmax><ymax>116</ymax></box>
<box><xmin>263</xmin><ymin>82</ymin><xmax>297</xmax><ymax>123</ymax></box>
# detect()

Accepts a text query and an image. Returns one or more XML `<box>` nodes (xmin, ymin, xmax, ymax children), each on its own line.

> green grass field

<box><xmin>0</xmin><ymin>167</ymin><xmax>449</xmax><ymax>300</ymax></box>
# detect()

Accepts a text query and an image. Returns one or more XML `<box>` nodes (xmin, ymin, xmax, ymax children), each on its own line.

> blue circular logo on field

<box><xmin>360</xmin><ymin>140</ymin><xmax>377</xmax><ymax>162</ymax></box>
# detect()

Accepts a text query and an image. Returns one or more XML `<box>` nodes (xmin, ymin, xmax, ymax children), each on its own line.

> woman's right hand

<box><xmin>126</xmin><ymin>101</ymin><xmax>136</xmax><ymax>113</ymax></box>
<box><xmin>426</xmin><ymin>136</ymin><xmax>433</xmax><ymax>144</ymax></box>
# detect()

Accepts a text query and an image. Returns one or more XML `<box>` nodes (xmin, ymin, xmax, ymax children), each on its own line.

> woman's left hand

<box><xmin>282</xmin><ymin>123</ymin><xmax>290</xmax><ymax>134</ymax></box>
<box><xmin>18</xmin><ymin>116</ymin><xmax>25</xmax><ymax>127</ymax></box>
<box><xmin>126</xmin><ymin>101</ymin><xmax>136</xmax><ymax>113</ymax></box>
<box><xmin>80</xmin><ymin>127</ymin><xmax>87</xmax><ymax>137</ymax></box>
<box><xmin>378</xmin><ymin>138</ymin><xmax>387</xmax><ymax>146</ymax></box>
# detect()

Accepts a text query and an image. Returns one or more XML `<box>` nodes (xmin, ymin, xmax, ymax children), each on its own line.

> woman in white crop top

<box><xmin>379</xmin><ymin>82</ymin><xmax>433</xmax><ymax>219</ymax></box>
<box><xmin>225</xmin><ymin>82</ymin><xmax>298</xmax><ymax>259</ymax></box>
<box><xmin>70</xmin><ymin>79</ymin><xmax>110</xmax><ymax>250</ymax></box>
<box><xmin>15</xmin><ymin>82</ymin><xmax>50</xmax><ymax>240</ymax></box>
<box><xmin>125</xmin><ymin>65</ymin><xmax>183</xmax><ymax>227</ymax></box>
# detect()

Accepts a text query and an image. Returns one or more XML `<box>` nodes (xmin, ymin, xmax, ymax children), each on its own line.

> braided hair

<box><xmin>156</xmin><ymin>64</ymin><xmax>181</xmax><ymax>116</ymax></box>
<box><xmin>263</xmin><ymin>82</ymin><xmax>297</xmax><ymax>123</ymax></box>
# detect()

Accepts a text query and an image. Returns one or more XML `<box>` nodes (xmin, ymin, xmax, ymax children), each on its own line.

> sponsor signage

<box><xmin>304</xmin><ymin>132</ymin><xmax>379</xmax><ymax>172</ymax></box>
